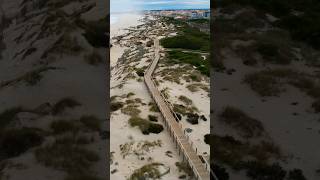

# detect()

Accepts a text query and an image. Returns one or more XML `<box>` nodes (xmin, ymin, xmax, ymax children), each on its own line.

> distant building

<box><xmin>203</xmin><ymin>11</ymin><xmax>210</xmax><ymax>18</ymax></box>
<box><xmin>191</xmin><ymin>11</ymin><xmax>198</xmax><ymax>19</ymax></box>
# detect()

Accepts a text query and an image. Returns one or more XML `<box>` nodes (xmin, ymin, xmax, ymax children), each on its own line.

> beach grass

<box><xmin>129</xmin><ymin>117</ymin><xmax>163</xmax><ymax>135</ymax></box>
<box><xmin>219</xmin><ymin>106</ymin><xmax>264</xmax><ymax>138</ymax></box>
<box><xmin>0</xmin><ymin>128</ymin><xmax>44</xmax><ymax>158</ymax></box>
<box><xmin>129</xmin><ymin>163</ymin><xmax>164</xmax><ymax>180</ymax></box>
<box><xmin>35</xmin><ymin>138</ymin><xmax>99</xmax><ymax>173</ymax></box>
<box><xmin>52</xmin><ymin>97</ymin><xmax>81</xmax><ymax>115</ymax></box>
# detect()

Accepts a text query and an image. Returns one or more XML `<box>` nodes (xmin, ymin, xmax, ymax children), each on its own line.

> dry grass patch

<box><xmin>244</xmin><ymin>69</ymin><xmax>320</xmax><ymax>98</ymax></box>
<box><xmin>149</xmin><ymin>102</ymin><xmax>160</xmax><ymax>112</ymax></box>
<box><xmin>127</xmin><ymin>92</ymin><xmax>135</xmax><ymax>98</ymax></box>
<box><xmin>0</xmin><ymin>128</ymin><xmax>44</xmax><ymax>159</ymax></box>
<box><xmin>173</xmin><ymin>104</ymin><xmax>198</xmax><ymax>116</ymax></box>
<box><xmin>35</xmin><ymin>137</ymin><xmax>99</xmax><ymax>174</ymax></box>
<box><xmin>120</xmin><ymin>140</ymin><xmax>162</xmax><ymax>159</ymax></box>
<box><xmin>312</xmin><ymin>99</ymin><xmax>320</xmax><ymax>113</ymax></box>
<box><xmin>175</xmin><ymin>162</ymin><xmax>193</xmax><ymax>176</ymax></box>
<box><xmin>204</xmin><ymin>134</ymin><xmax>282</xmax><ymax>169</ymax></box>
<box><xmin>178</xmin><ymin>95</ymin><xmax>193</xmax><ymax>105</ymax></box>
<box><xmin>121</xmin><ymin>105</ymin><xmax>141</xmax><ymax>117</ymax></box>
<box><xmin>52</xmin><ymin>97</ymin><xmax>81</xmax><ymax>115</ymax></box>
<box><xmin>50</xmin><ymin>120</ymin><xmax>79</xmax><ymax>135</ymax></box>
<box><xmin>0</xmin><ymin>107</ymin><xmax>25</xmax><ymax>130</ymax></box>
<box><xmin>219</xmin><ymin>106</ymin><xmax>265</xmax><ymax>138</ymax></box>
<box><xmin>128</xmin><ymin>117</ymin><xmax>163</xmax><ymax>135</ymax></box>
<box><xmin>186</xmin><ymin>83</ymin><xmax>209</xmax><ymax>92</ymax></box>
<box><xmin>79</xmin><ymin>115</ymin><xmax>101</xmax><ymax>131</ymax></box>
<box><xmin>84</xmin><ymin>50</ymin><xmax>103</xmax><ymax>65</ymax></box>
<box><xmin>129</xmin><ymin>163</ymin><xmax>166</xmax><ymax>180</ymax></box>
<box><xmin>110</xmin><ymin>102</ymin><xmax>124</xmax><ymax>112</ymax></box>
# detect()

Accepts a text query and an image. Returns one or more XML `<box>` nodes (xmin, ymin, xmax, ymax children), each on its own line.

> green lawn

<box><xmin>167</xmin><ymin>50</ymin><xmax>209</xmax><ymax>76</ymax></box>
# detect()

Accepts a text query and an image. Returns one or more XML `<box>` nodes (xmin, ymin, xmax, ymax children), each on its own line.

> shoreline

<box><xmin>110</xmin><ymin>12</ymin><xmax>144</xmax><ymax>68</ymax></box>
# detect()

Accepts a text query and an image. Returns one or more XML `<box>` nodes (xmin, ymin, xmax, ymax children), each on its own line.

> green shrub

<box><xmin>129</xmin><ymin>117</ymin><xmax>163</xmax><ymax>135</ymax></box>
<box><xmin>148</xmin><ymin>115</ymin><xmax>158</xmax><ymax>122</ymax></box>
<box><xmin>0</xmin><ymin>107</ymin><xmax>24</xmax><ymax>129</ymax></box>
<box><xmin>178</xmin><ymin>95</ymin><xmax>193</xmax><ymax>105</ymax></box>
<box><xmin>84</xmin><ymin>51</ymin><xmax>103</xmax><ymax>65</ymax></box>
<box><xmin>82</xmin><ymin>19</ymin><xmax>108</xmax><ymax>48</ymax></box>
<box><xmin>148</xmin><ymin>123</ymin><xmax>164</xmax><ymax>134</ymax></box>
<box><xmin>24</xmin><ymin>71</ymin><xmax>42</xmax><ymax>86</ymax></box>
<box><xmin>219</xmin><ymin>106</ymin><xmax>264</xmax><ymax>138</ymax></box>
<box><xmin>52</xmin><ymin>98</ymin><xmax>81</xmax><ymax>115</ymax></box>
<box><xmin>242</xmin><ymin>161</ymin><xmax>286</xmax><ymax>180</ymax></box>
<box><xmin>204</xmin><ymin>134</ymin><xmax>281</xmax><ymax>169</ymax></box>
<box><xmin>312</xmin><ymin>99</ymin><xmax>320</xmax><ymax>113</ymax></box>
<box><xmin>129</xmin><ymin>163</ymin><xmax>164</xmax><ymax>180</ymax></box>
<box><xmin>0</xmin><ymin>128</ymin><xmax>44</xmax><ymax>158</ymax></box>
<box><xmin>121</xmin><ymin>105</ymin><xmax>141</xmax><ymax>117</ymax></box>
<box><xmin>212</xmin><ymin>164</ymin><xmax>230</xmax><ymax>180</ymax></box>
<box><xmin>80</xmin><ymin>115</ymin><xmax>101</xmax><ymax>131</ymax></box>
<box><xmin>288</xmin><ymin>169</ymin><xmax>306</xmax><ymax>180</ymax></box>
<box><xmin>50</xmin><ymin>120</ymin><xmax>78</xmax><ymax>134</ymax></box>
<box><xmin>110</xmin><ymin>102</ymin><xmax>124</xmax><ymax>111</ymax></box>
<box><xmin>244</xmin><ymin>71</ymin><xmax>282</xmax><ymax>96</ymax></box>
<box><xmin>149</xmin><ymin>102</ymin><xmax>160</xmax><ymax>112</ymax></box>
<box><xmin>35</xmin><ymin>140</ymin><xmax>99</xmax><ymax>173</ymax></box>
<box><xmin>167</xmin><ymin>51</ymin><xmax>209</xmax><ymax>76</ymax></box>
<box><xmin>256</xmin><ymin>42</ymin><xmax>291</xmax><ymax>64</ymax></box>
<box><xmin>55</xmin><ymin>135</ymin><xmax>90</xmax><ymax>145</ymax></box>
<box><xmin>175</xmin><ymin>162</ymin><xmax>193</xmax><ymax>176</ymax></box>
<box><xmin>135</xmin><ymin>68</ymin><xmax>144</xmax><ymax>77</ymax></box>
<box><xmin>127</xmin><ymin>92</ymin><xmax>135</xmax><ymax>98</ymax></box>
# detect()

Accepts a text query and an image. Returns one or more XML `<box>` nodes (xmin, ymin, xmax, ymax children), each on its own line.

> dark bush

<box><xmin>136</xmin><ymin>68</ymin><xmax>144</xmax><ymax>77</ymax></box>
<box><xmin>244</xmin><ymin>72</ymin><xmax>282</xmax><ymax>97</ymax></box>
<box><xmin>0</xmin><ymin>107</ymin><xmax>24</xmax><ymax>129</ymax></box>
<box><xmin>219</xmin><ymin>106</ymin><xmax>264</xmax><ymax>138</ymax></box>
<box><xmin>256</xmin><ymin>42</ymin><xmax>290</xmax><ymax>64</ymax></box>
<box><xmin>243</xmin><ymin>161</ymin><xmax>286</xmax><ymax>180</ymax></box>
<box><xmin>50</xmin><ymin>120</ymin><xmax>78</xmax><ymax>134</ymax></box>
<box><xmin>212</xmin><ymin>163</ymin><xmax>229</xmax><ymax>180</ymax></box>
<box><xmin>167</xmin><ymin>50</ymin><xmax>209</xmax><ymax>76</ymax></box>
<box><xmin>312</xmin><ymin>99</ymin><xmax>320</xmax><ymax>113</ymax></box>
<box><xmin>148</xmin><ymin>115</ymin><xmax>158</xmax><ymax>122</ymax></box>
<box><xmin>110</xmin><ymin>102</ymin><xmax>124</xmax><ymax>111</ymax></box>
<box><xmin>148</xmin><ymin>123</ymin><xmax>164</xmax><ymax>134</ymax></box>
<box><xmin>129</xmin><ymin>117</ymin><xmax>163</xmax><ymax>135</ymax></box>
<box><xmin>82</xmin><ymin>19</ymin><xmax>108</xmax><ymax>48</ymax></box>
<box><xmin>52</xmin><ymin>98</ymin><xmax>81</xmax><ymax>115</ymax></box>
<box><xmin>287</xmin><ymin>169</ymin><xmax>306</xmax><ymax>180</ymax></box>
<box><xmin>186</xmin><ymin>113</ymin><xmax>199</xmax><ymax>124</ymax></box>
<box><xmin>0</xmin><ymin>128</ymin><xmax>44</xmax><ymax>158</ymax></box>
<box><xmin>80</xmin><ymin>115</ymin><xmax>101</xmax><ymax>131</ymax></box>
<box><xmin>24</xmin><ymin>71</ymin><xmax>42</xmax><ymax>86</ymax></box>
<box><xmin>84</xmin><ymin>51</ymin><xmax>103</xmax><ymax>65</ymax></box>
<box><xmin>35</xmin><ymin>140</ymin><xmax>99</xmax><ymax>173</ymax></box>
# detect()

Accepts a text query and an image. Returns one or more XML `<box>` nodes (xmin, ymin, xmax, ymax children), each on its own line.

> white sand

<box><xmin>213</xmin><ymin>47</ymin><xmax>320</xmax><ymax>180</ymax></box>
<box><xmin>0</xmin><ymin>0</ymin><xmax>108</xmax><ymax>179</ymax></box>
<box><xmin>110</xmin><ymin>13</ymin><xmax>144</xmax><ymax>67</ymax></box>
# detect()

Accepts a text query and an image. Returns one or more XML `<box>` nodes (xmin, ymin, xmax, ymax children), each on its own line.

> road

<box><xmin>144</xmin><ymin>38</ymin><xmax>210</xmax><ymax>180</ymax></box>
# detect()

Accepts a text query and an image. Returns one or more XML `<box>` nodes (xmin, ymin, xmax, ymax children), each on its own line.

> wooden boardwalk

<box><xmin>144</xmin><ymin>38</ymin><xmax>210</xmax><ymax>180</ymax></box>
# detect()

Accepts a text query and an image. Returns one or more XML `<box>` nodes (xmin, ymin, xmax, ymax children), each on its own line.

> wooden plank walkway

<box><xmin>144</xmin><ymin>38</ymin><xmax>210</xmax><ymax>180</ymax></box>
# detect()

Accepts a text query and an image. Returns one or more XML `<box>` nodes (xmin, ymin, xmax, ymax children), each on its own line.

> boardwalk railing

<box><xmin>144</xmin><ymin>38</ymin><xmax>211</xmax><ymax>180</ymax></box>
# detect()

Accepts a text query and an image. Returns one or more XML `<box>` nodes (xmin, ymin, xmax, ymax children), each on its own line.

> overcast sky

<box><xmin>111</xmin><ymin>0</ymin><xmax>210</xmax><ymax>13</ymax></box>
